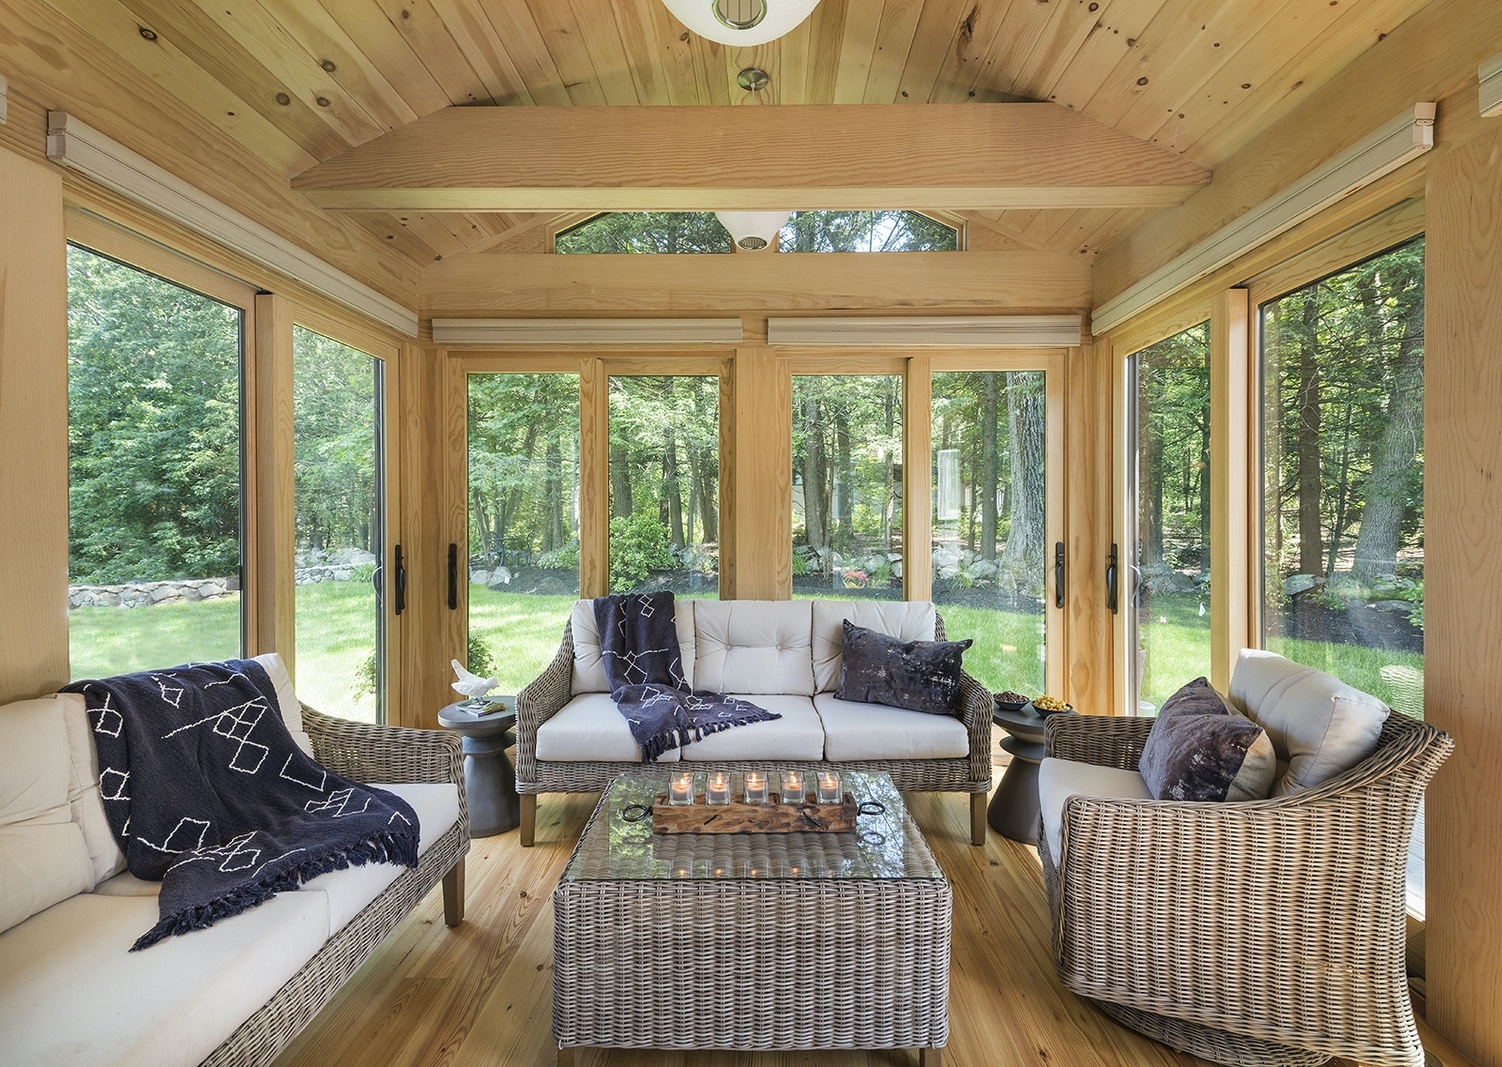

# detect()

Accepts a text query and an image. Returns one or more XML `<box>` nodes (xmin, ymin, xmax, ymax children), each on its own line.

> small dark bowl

<box><xmin>993</xmin><ymin>696</ymin><xmax>1029</xmax><ymax>714</ymax></box>
<box><xmin>1025</xmin><ymin>699</ymin><xmax>1074</xmax><ymax>717</ymax></box>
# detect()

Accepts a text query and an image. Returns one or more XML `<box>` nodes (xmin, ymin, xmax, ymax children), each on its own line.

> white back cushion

<box><xmin>253</xmin><ymin>652</ymin><xmax>314</xmax><ymax>756</ymax></box>
<box><xmin>1229</xmin><ymin>648</ymin><xmax>1389</xmax><ymax>795</ymax></box>
<box><xmin>571</xmin><ymin>599</ymin><xmax>697</xmax><ymax>694</ymax></box>
<box><xmin>693</xmin><ymin>600</ymin><xmax>814</xmax><ymax>696</ymax></box>
<box><xmin>811</xmin><ymin>600</ymin><xmax>938</xmax><ymax>692</ymax></box>
<box><xmin>60</xmin><ymin>694</ymin><xmax>126</xmax><ymax>886</ymax></box>
<box><xmin>0</xmin><ymin>696</ymin><xmax>95</xmax><ymax>932</ymax></box>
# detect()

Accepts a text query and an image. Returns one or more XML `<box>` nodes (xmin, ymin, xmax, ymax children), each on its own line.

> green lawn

<box><xmin>68</xmin><ymin>583</ymin><xmax>1424</xmax><ymax>722</ymax></box>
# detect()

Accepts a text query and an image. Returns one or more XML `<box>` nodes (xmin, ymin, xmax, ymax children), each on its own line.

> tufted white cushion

<box><xmin>0</xmin><ymin>696</ymin><xmax>96</xmax><ymax>934</ymax></box>
<box><xmin>1038</xmin><ymin>757</ymin><xmax>1153</xmax><ymax>865</ymax></box>
<box><xmin>571</xmin><ymin>599</ymin><xmax>697</xmax><ymax>694</ymax></box>
<box><xmin>813</xmin><ymin>693</ymin><xmax>969</xmax><ymax>761</ymax></box>
<box><xmin>693</xmin><ymin>600</ymin><xmax>815</xmax><ymax>696</ymax></box>
<box><xmin>537</xmin><ymin>692</ymin><xmax>681</xmax><ymax>763</ymax></box>
<box><xmin>60</xmin><ymin>694</ymin><xmax>126</xmax><ymax>886</ymax></box>
<box><xmin>680</xmin><ymin>694</ymin><xmax>825</xmax><ymax>761</ymax></box>
<box><xmin>1229</xmin><ymin>649</ymin><xmax>1389</xmax><ymax>795</ymax></box>
<box><xmin>811</xmin><ymin>600</ymin><xmax>937</xmax><ymax>693</ymax></box>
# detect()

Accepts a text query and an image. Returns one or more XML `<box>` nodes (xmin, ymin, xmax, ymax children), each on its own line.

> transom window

<box><xmin>556</xmin><ymin>210</ymin><xmax>958</xmax><ymax>253</ymax></box>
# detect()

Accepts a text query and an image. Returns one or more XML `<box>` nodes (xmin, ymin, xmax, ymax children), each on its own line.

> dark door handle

<box><xmin>1054</xmin><ymin>541</ymin><xmax>1065</xmax><ymax>609</ymax></box>
<box><xmin>394</xmin><ymin>544</ymin><xmax>407</xmax><ymax>616</ymax></box>
<box><xmin>1106</xmin><ymin>542</ymin><xmax>1119</xmax><ymax>614</ymax></box>
<box><xmin>447</xmin><ymin>543</ymin><xmax>458</xmax><ymax>610</ymax></box>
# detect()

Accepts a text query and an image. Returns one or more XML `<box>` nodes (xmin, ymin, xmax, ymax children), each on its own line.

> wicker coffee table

<box><xmin>552</xmin><ymin>769</ymin><xmax>951</xmax><ymax>1065</ymax></box>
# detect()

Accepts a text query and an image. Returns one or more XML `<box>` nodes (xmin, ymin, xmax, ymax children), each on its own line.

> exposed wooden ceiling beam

<box><xmin>293</xmin><ymin>103</ymin><xmax>1210</xmax><ymax>213</ymax></box>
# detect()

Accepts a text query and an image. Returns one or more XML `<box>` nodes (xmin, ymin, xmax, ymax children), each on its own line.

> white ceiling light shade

<box><xmin>662</xmin><ymin>0</ymin><xmax>821</xmax><ymax>47</ymax></box>
<box><xmin>715</xmin><ymin>210</ymin><xmax>792</xmax><ymax>251</ymax></box>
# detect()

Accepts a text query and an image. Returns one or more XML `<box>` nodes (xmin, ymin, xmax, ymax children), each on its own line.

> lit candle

<box><xmin>744</xmin><ymin>771</ymin><xmax>769</xmax><ymax>805</ymax></box>
<box><xmin>706</xmin><ymin>771</ymin><xmax>731</xmax><ymax>805</ymax></box>
<box><xmin>816</xmin><ymin>770</ymin><xmax>842</xmax><ymax>805</ymax></box>
<box><xmin>780</xmin><ymin>770</ymin><xmax>804</xmax><ymax>804</ymax></box>
<box><xmin>668</xmin><ymin>771</ymin><xmax>695</xmax><ymax>806</ymax></box>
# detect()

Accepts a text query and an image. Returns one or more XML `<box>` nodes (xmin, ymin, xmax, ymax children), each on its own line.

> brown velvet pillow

<box><xmin>836</xmin><ymin>620</ymin><xmax>972</xmax><ymax>717</ymax></box>
<box><xmin>1138</xmin><ymin>677</ymin><xmax>1277</xmax><ymax>802</ymax></box>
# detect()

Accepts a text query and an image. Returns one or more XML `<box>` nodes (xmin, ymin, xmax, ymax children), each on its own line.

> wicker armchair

<box><xmin>1039</xmin><ymin>710</ymin><xmax>1451</xmax><ymax>1067</ymax></box>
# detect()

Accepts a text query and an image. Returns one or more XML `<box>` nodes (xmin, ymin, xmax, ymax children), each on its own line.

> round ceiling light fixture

<box><xmin>661</xmin><ymin>0</ymin><xmax>822</xmax><ymax>47</ymax></box>
<box><xmin>714</xmin><ymin>210</ymin><xmax>792</xmax><ymax>251</ymax></box>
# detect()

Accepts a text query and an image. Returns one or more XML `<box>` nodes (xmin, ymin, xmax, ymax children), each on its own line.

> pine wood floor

<box><xmin>272</xmin><ymin>769</ymin><xmax>1215</xmax><ymax>1067</ymax></box>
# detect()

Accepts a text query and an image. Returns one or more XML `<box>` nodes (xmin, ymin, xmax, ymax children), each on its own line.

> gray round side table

<box><xmin>438</xmin><ymin>699</ymin><xmax>519</xmax><ymax>836</ymax></box>
<box><xmin>988</xmin><ymin>702</ymin><xmax>1071</xmax><ymax>844</ymax></box>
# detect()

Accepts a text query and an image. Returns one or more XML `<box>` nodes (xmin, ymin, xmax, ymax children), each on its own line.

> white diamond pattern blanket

<box><xmin>64</xmin><ymin>660</ymin><xmax>419</xmax><ymax>950</ymax></box>
<box><xmin>595</xmin><ymin>591</ymin><xmax>780</xmax><ymax>762</ymax></box>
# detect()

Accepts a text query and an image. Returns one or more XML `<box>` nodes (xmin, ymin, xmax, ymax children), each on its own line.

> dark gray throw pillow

<box><xmin>835</xmin><ymin>620</ymin><xmax>972</xmax><ymax>717</ymax></box>
<box><xmin>1138</xmin><ymin>677</ymin><xmax>1277</xmax><ymax>802</ymax></box>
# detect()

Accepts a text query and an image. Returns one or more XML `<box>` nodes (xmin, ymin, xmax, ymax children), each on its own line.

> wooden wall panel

<box><xmin>726</xmin><ymin>348</ymin><xmax>791</xmax><ymax>600</ymax></box>
<box><xmin>0</xmin><ymin>146</ymin><xmax>68</xmax><ymax>703</ymax></box>
<box><xmin>1424</xmin><ymin>119</ymin><xmax>1502</xmax><ymax>1067</ymax></box>
<box><xmin>250</xmin><ymin>293</ymin><xmax>297</xmax><ymax>672</ymax></box>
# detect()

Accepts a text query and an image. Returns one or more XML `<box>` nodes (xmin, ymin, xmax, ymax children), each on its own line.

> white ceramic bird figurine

<box><xmin>451</xmin><ymin>659</ymin><xmax>500</xmax><ymax>700</ymax></box>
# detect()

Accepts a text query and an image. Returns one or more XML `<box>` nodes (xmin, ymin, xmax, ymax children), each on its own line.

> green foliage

<box><xmin>535</xmin><ymin>542</ymin><xmax>580</xmax><ymax>571</ymax></box>
<box><xmin>781</xmin><ymin>210</ymin><xmax>958</xmax><ymax>252</ymax></box>
<box><xmin>292</xmin><ymin>326</ymin><xmax>379</xmax><ymax>558</ymax></box>
<box><xmin>608</xmin><ymin>512</ymin><xmax>675</xmax><ymax>593</ymax></box>
<box><xmin>557</xmin><ymin>212</ymin><xmax>731</xmax><ymax>254</ymax></box>
<box><xmin>67</xmin><ymin>245</ymin><xmax>244</xmax><ymax>583</ymax></box>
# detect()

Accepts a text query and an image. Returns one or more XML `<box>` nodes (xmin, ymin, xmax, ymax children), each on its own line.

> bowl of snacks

<box><xmin>994</xmin><ymin>690</ymin><xmax>1030</xmax><ymax>714</ymax></box>
<box><xmin>1028</xmin><ymin>694</ymin><xmax>1074</xmax><ymax>717</ymax></box>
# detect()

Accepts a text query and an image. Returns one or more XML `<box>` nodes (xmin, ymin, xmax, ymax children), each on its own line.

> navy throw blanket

<box><xmin>595</xmin><ymin>591</ymin><xmax>780</xmax><ymax>762</ymax></box>
<box><xmin>64</xmin><ymin>660</ymin><xmax>419</xmax><ymax>950</ymax></box>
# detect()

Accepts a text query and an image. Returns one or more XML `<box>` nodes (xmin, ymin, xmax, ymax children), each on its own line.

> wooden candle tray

<box><xmin>652</xmin><ymin>793</ymin><xmax>857</xmax><ymax>834</ymax></box>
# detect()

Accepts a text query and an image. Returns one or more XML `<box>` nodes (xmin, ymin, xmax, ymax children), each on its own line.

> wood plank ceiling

<box><xmin>46</xmin><ymin>0</ymin><xmax>1431</xmax><ymax>266</ymax></box>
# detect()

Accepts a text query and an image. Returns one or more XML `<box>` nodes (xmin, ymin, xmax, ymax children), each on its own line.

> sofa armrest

<box><xmin>935</xmin><ymin>611</ymin><xmax>993</xmax><ymax>787</ymax></box>
<box><xmin>1044</xmin><ymin>713</ymin><xmax>1152</xmax><ymax>770</ymax></box>
<box><xmin>303</xmin><ymin>705</ymin><xmax>468</xmax><ymax>837</ymax></box>
<box><xmin>514</xmin><ymin>620</ymin><xmax>576</xmax><ymax>788</ymax></box>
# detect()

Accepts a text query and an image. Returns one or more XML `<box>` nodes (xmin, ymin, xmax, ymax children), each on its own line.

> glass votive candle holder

<box><xmin>743</xmin><ymin>770</ymin><xmax>769</xmax><ymax>805</ymax></box>
<box><xmin>780</xmin><ymin>770</ymin><xmax>805</xmax><ymax>804</ymax></box>
<box><xmin>705</xmin><ymin>770</ymin><xmax>731</xmax><ymax>805</ymax></box>
<box><xmin>668</xmin><ymin>770</ymin><xmax>695</xmax><ymax>806</ymax></box>
<box><xmin>816</xmin><ymin>770</ymin><xmax>842</xmax><ymax>805</ymax></box>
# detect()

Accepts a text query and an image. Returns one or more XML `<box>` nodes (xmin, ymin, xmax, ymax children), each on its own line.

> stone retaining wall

<box><xmin>69</xmin><ymin>562</ymin><xmax>373</xmax><ymax>609</ymax></box>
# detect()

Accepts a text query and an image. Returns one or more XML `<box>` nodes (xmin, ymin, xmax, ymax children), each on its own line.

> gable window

<box><xmin>555</xmin><ymin>210</ymin><xmax>958</xmax><ymax>253</ymax></box>
<box><xmin>66</xmin><ymin>243</ymin><xmax>248</xmax><ymax>676</ymax></box>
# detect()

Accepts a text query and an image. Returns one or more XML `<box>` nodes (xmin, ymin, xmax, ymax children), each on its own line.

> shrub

<box><xmin>355</xmin><ymin>632</ymin><xmax>497</xmax><ymax>699</ymax></box>
<box><xmin>608</xmin><ymin>512</ymin><xmax>675</xmax><ymax>593</ymax></box>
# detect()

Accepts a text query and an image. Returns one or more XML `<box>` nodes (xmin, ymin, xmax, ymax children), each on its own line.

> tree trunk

<box><xmin>1139</xmin><ymin>368</ymin><xmax>1164</xmax><ymax>566</ymax></box>
<box><xmin>692</xmin><ymin>446</ymin><xmax>718</xmax><ymax>544</ymax></box>
<box><xmin>1296</xmin><ymin>294</ymin><xmax>1324</xmax><ymax>576</ymax></box>
<box><xmin>800</xmin><ymin>397</ymin><xmax>831</xmax><ymax>564</ymax></box>
<box><xmin>543</xmin><ymin>434</ymin><xmax>566</xmax><ymax>552</ymax></box>
<box><xmin>660</xmin><ymin>380</ymin><xmax>685</xmax><ymax>549</ymax></box>
<box><xmin>1000</xmin><ymin>374</ymin><xmax>1046</xmax><ymax>594</ymax></box>
<box><xmin>1351</xmin><ymin>282</ymin><xmax>1425</xmax><ymax>582</ymax></box>
<box><xmin>980</xmin><ymin>372</ymin><xmax>999</xmax><ymax>560</ymax></box>
<box><xmin>834</xmin><ymin>410</ymin><xmax>852</xmax><ymax>545</ymax></box>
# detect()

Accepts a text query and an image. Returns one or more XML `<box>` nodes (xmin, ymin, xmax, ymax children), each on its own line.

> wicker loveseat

<box><xmin>0</xmin><ymin>654</ymin><xmax>468</xmax><ymax>1067</ymax></box>
<box><xmin>515</xmin><ymin>598</ymin><xmax>993</xmax><ymax>846</ymax></box>
<box><xmin>1038</xmin><ymin>653</ymin><xmax>1451</xmax><ymax>1067</ymax></box>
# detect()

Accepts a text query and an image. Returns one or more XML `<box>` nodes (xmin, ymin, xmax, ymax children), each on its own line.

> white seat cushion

<box><xmin>60</xmin><ymin>693</ymin><xmax>127</xmax><ymax>886</ymax></box>
<box><xmin>1229</xmin><ymin>649</ymin><xmax>1389</xmax><ymax>795</ymax></box>
<box><xmin>0</xmin><ymin>887</ymin><xmax>330</xmax><ymax>1067</ymax></box>
<box><xmin>297</xmin><ymin>781</ymin><xmax>460</xmax><ymax>933</ymax></box>
<box><xmin>570</xmin><ymin>599</ymin><xmax>697</xmax><ymax>694</ymax></box>
<box><xmin>814</xmin><ymin>692</ymin><xmax>970</xmax><ymax>761</ymax></box>
<box><xmin>536</xmin><ymin>692</ymin><xmax>681</xmax><ymax>763</ymax></box>
<box><xmin>693</xmin><ymin>600</ymin><xmax>815</xmax><ymax>696</ymax></box>
<box><xmin>0</xmin><ymin>695</ymin><xmax>96</xmax><ymax>933</ymax></box>
<box><xmin>1038</xmin><ymin>757</ymin><xmax>1153</xmax><ymax>866</ymax></box>
<box><xmin>680</xmin><ymin>694</ymin><xmax>826</xmax><ymax>762</ymax></box>
<box><xmin>811</xmin><ymin>600</ymin><xmax>937</xmax><ymax>692</ymax></box>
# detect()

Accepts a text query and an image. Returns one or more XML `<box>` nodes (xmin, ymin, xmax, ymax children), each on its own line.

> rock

<box><xmin>470</xmin><ymin>569</ymin><xmax>489</xmax><ymax>586</ymax></box>
<box><xmin>1283</xmin><ymin>574</ymin><xmax>1321</xmax><ymax>596</ymax></box>
<box><xmin>487</xmin><ymin>566</ymin><xmax>513</xmax><ymax>589</ymax></box>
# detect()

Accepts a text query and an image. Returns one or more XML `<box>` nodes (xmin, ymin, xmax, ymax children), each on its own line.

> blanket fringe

<box><xmin>131</xmin><ymin>830</ymin><xmax>419</xmax><ymax>951</ymax></box>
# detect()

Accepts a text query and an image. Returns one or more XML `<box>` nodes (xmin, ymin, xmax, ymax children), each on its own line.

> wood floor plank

<box><xmin>275</xmin><ymin>770</ymin><xmax>1205</xmax><ymax>1067</ymax></box>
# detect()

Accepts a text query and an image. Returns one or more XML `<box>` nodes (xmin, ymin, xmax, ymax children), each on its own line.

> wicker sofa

<box><xmin>515</xmin><ymin>598</ymin><xmax>993</xmax><ymax>847</ymax></box>
<box><xmin>1038</xmin><ymin>652</ymin><xmax>1451</xmax><ymax>1067</ymax></box>
<box><xmin>0</xmin><ymin>654</ymin><xmax>469</xmax><ymax>1067</ymax></box>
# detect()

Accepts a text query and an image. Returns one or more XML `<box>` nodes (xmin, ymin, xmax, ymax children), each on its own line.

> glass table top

<box><xmin>559</xmin><ymin>769</ymin><xmax>945</xmax><ymax>883</ymax></box>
